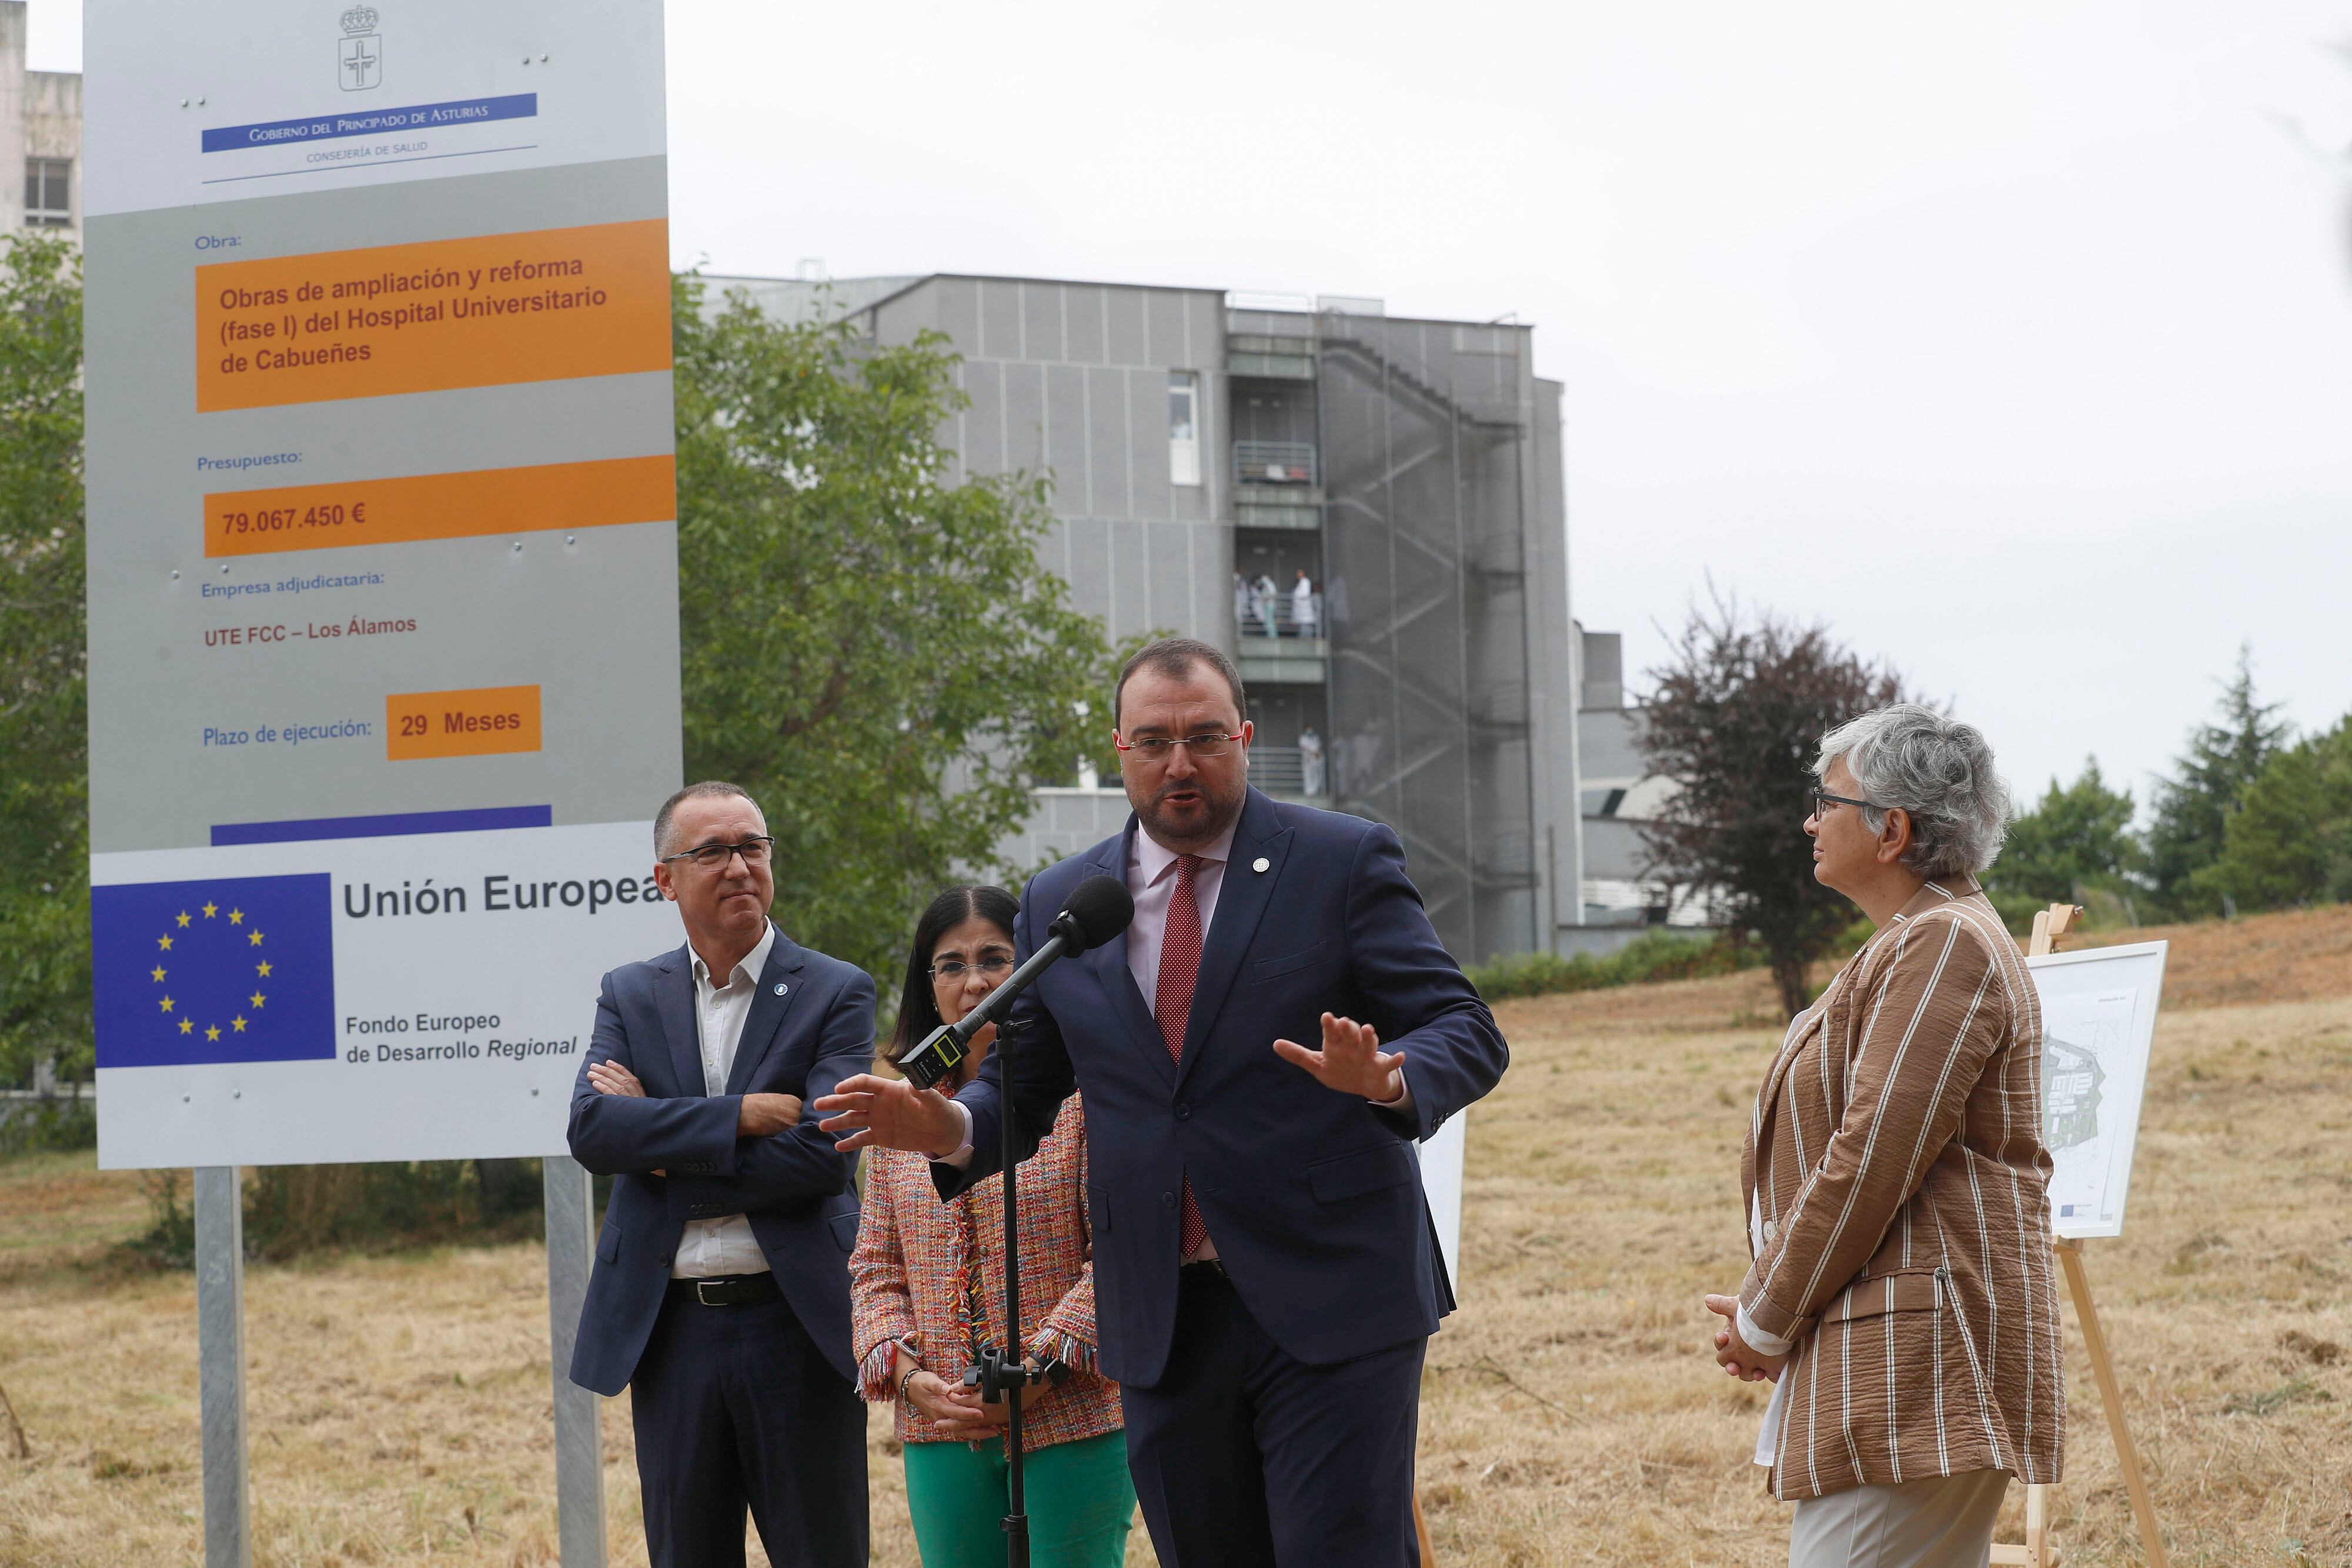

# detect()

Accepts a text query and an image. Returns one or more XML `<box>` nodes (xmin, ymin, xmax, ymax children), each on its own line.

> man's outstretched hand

<box><xmin>814</xmin><ymin>1074</ymin><xmax>965</xmax><ymax>1158</ymax></box>
<box><xmin>1273</xmin><ymin>1013</ymin><xmax>1404</xmax><ymax>1102</ymax></box>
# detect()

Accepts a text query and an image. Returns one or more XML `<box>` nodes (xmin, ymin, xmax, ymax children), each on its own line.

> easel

<box><xmin>1989</xmin><ymin>905</ymin><xmax>2167</xmax><ymax>1568</ymax></box>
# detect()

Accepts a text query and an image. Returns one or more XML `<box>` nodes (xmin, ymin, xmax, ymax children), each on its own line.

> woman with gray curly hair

<box><xmin>1702</xmin><ymin>703</ymin><xmax>2065</xmax><ymax>1567</ymax></box>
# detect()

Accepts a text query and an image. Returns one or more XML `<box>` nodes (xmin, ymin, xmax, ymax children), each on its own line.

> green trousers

<box><xmin>901</xmin><ymin>1428</ymin><xmax>1135</xmax><ymax>1568</ymax></box>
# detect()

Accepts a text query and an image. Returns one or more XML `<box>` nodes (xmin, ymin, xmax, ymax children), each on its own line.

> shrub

<box><xmin>0</xmin><ymin>1091</ymin><xmax>95</xmax><ymax>1156</ymax></box>
<box><xmin>123</xmin><ymin>1158</ymin><xmax>547</xmax><ymax>1267</ymax></box>
<box><xmin>1465</xmin><ymin>929</ymin><xmax>1758</xmax><ymax>1002</ymax></box>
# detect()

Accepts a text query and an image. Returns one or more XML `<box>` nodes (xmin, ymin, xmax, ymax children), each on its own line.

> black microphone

<box><xmin>898</xmin><ymin>875</ymin><xmax>1134</xmax><ymax>1091</ymax></box>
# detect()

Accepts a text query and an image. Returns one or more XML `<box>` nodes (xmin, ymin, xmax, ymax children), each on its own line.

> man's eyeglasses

<box><xmin>930</xmin><ymin>955</ymin><xmax>1015</xmax><ymax>982</ymax></box>
<box><xmin>659</xmin><ymin>835</ymin><xmax>776</xmax><ymax>870</ymax></box>
<box><xmin>1114</xmin><ymin>731</ymin><xmax>1244</xmax><ymax>761</ymax></box>
<box><xmin>1810</xmin><ymin>789</ymin><xmax>1876</xmax><ymax>818</ymax></box>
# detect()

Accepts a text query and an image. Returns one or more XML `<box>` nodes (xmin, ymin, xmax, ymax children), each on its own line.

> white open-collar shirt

<box><xmin>670</xmin><ymin>921</ymin><xmax>777</xmax><ymax>1279</ymax></box>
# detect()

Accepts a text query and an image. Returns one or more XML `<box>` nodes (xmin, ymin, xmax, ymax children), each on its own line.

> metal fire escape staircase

<box><xmin>1314</xmin><ymin>317</ymin><xmax>1539</xmax><ymax>935</ymax></box>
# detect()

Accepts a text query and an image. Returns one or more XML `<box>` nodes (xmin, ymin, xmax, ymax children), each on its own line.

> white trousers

<box><xmin>1788</xmin><ymin>1470</ymin><xmax>2009</xmax><ymax>1568</ymax></box>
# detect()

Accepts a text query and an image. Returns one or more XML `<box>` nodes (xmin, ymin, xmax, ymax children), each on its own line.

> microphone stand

<box><xmin>909</xmin><ymin>917</ymin><xmax>1081</xmax><ymax>1556</ymax></box>
<box><xmin>916</xmin><ymin>887</ymin><xmax>1124</xmax><ymax>1568</ymax></box>
<box><xmin>963</xmin><ymin>1015</ymin><xmax>1041</xmax><ymax>1568</ymax></box>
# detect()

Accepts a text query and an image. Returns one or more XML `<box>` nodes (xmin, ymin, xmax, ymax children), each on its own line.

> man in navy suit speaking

<box><xmin>567</xmin><ymin>781</ymin><xmax>874</xmax><ymax>1568</ymax></box>
<box><xmin>819</xmin><ymin>638</ymin><xmax>1508</xmax><ymax>1567</ymax></box>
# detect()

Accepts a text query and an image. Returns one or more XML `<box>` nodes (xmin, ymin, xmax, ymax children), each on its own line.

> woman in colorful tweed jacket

<box><xmin>850</xmin><ymin>885</ymin><xmax>1133</xmax><ymax>1568</ymax></box>
<box><xmin>1706</xmin><ymin>706</ymin><xmax>2065</xmax><ymax>1568</ymax></box>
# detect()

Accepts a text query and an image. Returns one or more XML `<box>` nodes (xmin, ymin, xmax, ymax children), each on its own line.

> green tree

<box><xmin>673</xmin><ymin>277</ymin><xmax>1112</xmax><ymax>983</ymax></box>
<box><xmin>0</xmin><ymin>235</ymin><xmax>88</xmax><ymax>1087</ymax></box>
<box><xmin>1988</xmin><ymin>759</ymin><xmax>2140</xmax><ymax>914</ymax></box>
<box><xmin>1636</xmin><ymin>594</ymin><xmax>1906</xmax><ymax>1019</ymax></box>
<box><xmin>2189</xmin><ymin>720</ymin><xmax>2352</xmax><ymax>913</ymax></box>
<box><xmin>2144</xmin><ymin>648</ymin><xmax>2289</xmax><ymax>917</ymax></box>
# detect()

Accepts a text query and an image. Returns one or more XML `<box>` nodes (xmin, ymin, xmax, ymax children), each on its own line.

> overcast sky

<box><xmin>42</xmin><ymin>2</ymin><xmax>2352</xmax><ymax>813</ymax></box>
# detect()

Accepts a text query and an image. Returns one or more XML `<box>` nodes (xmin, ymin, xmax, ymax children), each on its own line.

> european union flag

<box><xmin>92</xmin><ymin>873</ymin><xmax>336</xmax><ymax>1068</ymax></box>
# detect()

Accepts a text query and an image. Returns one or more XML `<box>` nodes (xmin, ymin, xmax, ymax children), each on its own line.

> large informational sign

<box><xmin>2028</xmin><ymin>941</ymin><xmax>2169</xmax><ymax>1240</ymax></box>
<box><xmin>85</xmin><ymin>0</ymin><xmax>683</xmax><ymax>1169</ymax></box>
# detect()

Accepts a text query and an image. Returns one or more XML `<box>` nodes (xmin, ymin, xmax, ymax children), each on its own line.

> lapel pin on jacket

<box><xmin>1253</xmin><ymin>857</ymin><xmax>1270</xmax><ymax>873</ymax></box>
<box><xmin>774</xmin><ymin>982</ymin><xmax>788</xmax><ymax>995</ymax></box>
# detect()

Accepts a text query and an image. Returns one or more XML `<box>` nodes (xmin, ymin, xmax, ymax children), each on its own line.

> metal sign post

<box><xmin>544</xmin><ymin>1156</ymin><xmax>607</xmax><ymax>1567</ymax></box>
<box><xmin>193</xmin><ymin>1163</ymin><xmax>612</xmax><ymax>1567</ymax></box>
<box><xmin>195</xmin><ymin>1166</ymin><xmax>251</xmax><ymax>1568</ymax></box>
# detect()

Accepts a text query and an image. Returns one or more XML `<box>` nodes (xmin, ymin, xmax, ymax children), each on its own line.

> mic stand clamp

<box><xmin>961</xmin><ymin>1349</ymin><xmax>1043</xmax><ymax>1401</ymax></box>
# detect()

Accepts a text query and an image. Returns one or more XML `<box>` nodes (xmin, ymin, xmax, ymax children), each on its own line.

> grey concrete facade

<box><xmin>1577</xmin><ymin>627</ymin><xmax>1708</xmax><ymax>928</ymax></box>
<box><xmin>0</xmin><ymin>2</ymin><xmax>81</xmax><ymax>243</ymax></box>
<box><xmin>713</xmin><ymin>272</ymin><xmax>1590</xmax><ymax>964</ymax></box>
<box><xmin>861</xmin><ymin>276</ymin><xmax>1235</xmax><ymax>652</ymax></box>
<box><xmin>1578</xmin><ymin>627</ymin><xmax>1652</xmax><ymax>922</ymax></box>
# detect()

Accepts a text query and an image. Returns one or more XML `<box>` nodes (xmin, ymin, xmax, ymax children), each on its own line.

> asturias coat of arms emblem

<box><xmin>339</xmin><ymin>5</ymin><xmax>383</xmax><ymax>92</ymax></box>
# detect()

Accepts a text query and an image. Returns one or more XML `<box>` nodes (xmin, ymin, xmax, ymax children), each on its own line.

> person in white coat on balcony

<box><xmin>1291</xmin><ymin>570</ymin><xmax>1318</xmax><ymax>640</ymax></box>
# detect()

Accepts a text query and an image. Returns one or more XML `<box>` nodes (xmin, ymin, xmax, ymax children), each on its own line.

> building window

<box><xmin>24</xmin><ymin>160</ymin><xmax>71</xmax><ymax>228</ymax></box>
<box><xmin>1168</xmin><ymin>372</ymin><xmax>1201</xmax><ymax>487</ymax></box>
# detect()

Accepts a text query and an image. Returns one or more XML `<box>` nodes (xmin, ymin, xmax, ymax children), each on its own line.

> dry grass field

<box><xmin>1424</xmin><ymin>904</ymin><xmax>2352</xmax><ymax>1567</ymax></box>
<box><xmin>1</xmin><ymin>906</ymin><xmax>2347</xmax><ymax>1566</ymax></box>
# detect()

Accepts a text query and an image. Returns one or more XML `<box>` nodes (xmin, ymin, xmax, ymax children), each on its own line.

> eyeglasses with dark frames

<box><xmin>1809</xmin><ymin>788</ymin><xmax>1876</xmax><ymax>818</ymax></box>
<box><xmin>1114</xmin><ymin>731</ymin><xmax>1244</xmax><ymax>761</ymax></box>
<box><xmin>659</xmin><ymin>835</ymin><xmax>776</xmax><ymax>870</ymax></box>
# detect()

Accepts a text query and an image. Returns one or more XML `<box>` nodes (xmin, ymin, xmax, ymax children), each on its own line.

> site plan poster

<box><xmin>83</xmin><ymin>0</ymin><xmax>684</xmax><ymax>1168</ymax></box>
<box><xmin>2026</xmin><ymin>941</ymin><xmax>2169</xmax><ymax>1240</ymax></box>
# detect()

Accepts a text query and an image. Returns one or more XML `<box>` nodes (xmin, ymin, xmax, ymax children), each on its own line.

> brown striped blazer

<box><xmin>1739</xmin><ymin>878</ymin><xmax>2065</xmax><ymax>1500</ymax></box>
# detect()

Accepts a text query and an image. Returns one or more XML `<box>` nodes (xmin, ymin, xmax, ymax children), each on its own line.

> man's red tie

<box><xmin>1153</xmin><ymin>854</ymin><xmax>1210</xmax><ymax>1261</ymax></box>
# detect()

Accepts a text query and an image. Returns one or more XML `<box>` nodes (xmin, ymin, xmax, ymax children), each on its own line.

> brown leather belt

<box><xmin>669</xmin><ymin>1272</ymin><xmax>780</xmax><ymax>1307</ymax></box>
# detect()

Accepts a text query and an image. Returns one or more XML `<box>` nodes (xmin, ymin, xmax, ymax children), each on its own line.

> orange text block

<box><xmin>196</xmin><ymin>219</ymin><xmax>672</xmax><ymax>412</ymax></box>
<box><xmin>203</xmin><ymin>454</ymin><xmax>676</xmax><ymax>557</ymax></box>
<box><xmin>387</xmin><ymin>685</ymin><xmax>542</xmax><ymax>761</ymax></box>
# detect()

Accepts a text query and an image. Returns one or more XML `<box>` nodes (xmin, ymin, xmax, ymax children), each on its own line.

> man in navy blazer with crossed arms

<box><xmin>568</xmin><ymin>781</ymin><xmax>874</xmax><ymax>1568</ymax></box>
<box><xmin>820</xmin><ymin>638</ymin><xmax>1509</xmax><ymax>1567</ymax></box>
